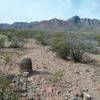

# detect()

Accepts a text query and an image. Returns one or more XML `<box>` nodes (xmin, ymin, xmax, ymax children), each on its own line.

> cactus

<box><xmin>19</xmin><ymin>57</ymin><xmax>32</xmax><ymax>74</ymax></box>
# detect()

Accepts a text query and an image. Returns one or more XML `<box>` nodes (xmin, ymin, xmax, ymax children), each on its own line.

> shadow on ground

<box><xmin>31</xmin><ymin>70</ymin><xmax>52</xmax><ymax>76</ymax></box>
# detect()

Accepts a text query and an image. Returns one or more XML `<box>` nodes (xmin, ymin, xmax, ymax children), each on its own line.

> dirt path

<box><xmin>20</xmin><ymin>39</ymin><xmax>100</xmax><ymax>100</ymax></box>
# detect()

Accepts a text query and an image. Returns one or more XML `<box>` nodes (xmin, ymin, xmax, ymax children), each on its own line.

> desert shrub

<box><xmin>0</xmin><ymin>34</ymin><xmax>7</xmax><ymax>48</ymax></box>
<box><xmin>0</xmin><ymin>74</ymin><xmax>19</xmax><ymax>100</ymax></box>
<box><xmin>0</xmin><ymin>38</ymin><xmax>5</xmax><ymax>48</ymax></box>
<box><xmin>0</xmin><ymin>75</ymin><xmax>10</xmax><ymax>88</ymax></box>
<box><xmin>95</xmin><ymin>34</ymin><xmax>100</xmax><ymax>45</ymax></box>
<box><xmin>70</xmin><ymin>48</ymin><xmax>84</xmax><ymax>62</ymax></box>
<box><xmin>19</xmin><ymin>57</ymin><xmax>32</xmax><ymax>74</ymax></box>
<box><xmin>0</xmin><ymin>29</ymin><xmax>47</xmax><ymax>48</ymax></box>
<box><xmin>51</xmin><ymin>38</ymin><xmax>70</xmax><ymax>59</ymax></box>
<box><xmin>51</xmin><ymin>33</ymin><xmax>70</xmax><ymax>59</ymax></box>
<box><xmin>65</xmin><ymin>34</ymin><xmax>98</xmax><ymax>63</ymax></box>
<box><xmin>51</xmin><ymin>33</ymin><xmax>97</xmax><ymax>63</ymax></box>
<box><xmin>34</xmin><ymin>31</ymin><xmax>46</xmax><ymax>45</ymax></box>
<box><xmin>1</xmin><ymin>29</ymin><xmax>44</xmax><ymax>39</ymax></box>
<box><xmin>67</xmin><ymin>37</ymin><xmax>97</xmax><ymax>63</ymax></box>
<box><xmin>1</xmin><ymin>31</ymin><xmax>25</xmax><ymax>48</ymax></box>
<box><xmin>9</xmin><ymin>36</ymin><xmax>24</xmax><ymax>48</ymax></box>
<box><xmin>68</xmin><ymin>39</ymin><xmax>85</xmax><ymax>62</ymax></box>
<box><xmin>1</xmin><ymin>29</ymin><xmax>44</xmax><ymax>43</ymax></box>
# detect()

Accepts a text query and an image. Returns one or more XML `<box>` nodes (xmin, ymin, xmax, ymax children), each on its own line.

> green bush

<box><xmin>51</xmin><ymin>33</ymin><xmax>70</xmax><ymax>59</ymax></box>
<box><xmin>51</xmin><ymin>33</ymin><xmax>96</xmax><ymax>63</ymax></box>
<box><xmin>0</xmin><ymin>75</ymin><xmax>19</xmax><ymax>100</ymax></box>
<box><xmin>1</xmin><ymin>31</ymin><xmax>25</xmax><ymax>48</ymax></box>
<box><xmin>95</xmin><ymin>34</ymin><xmax>100</xmax><ymax>45</ymax></box>
<box><xmin>34</xmin><ymin>32</ymin><xmax>46</xmax><ymax>45</ymax></box>
<box><xmin>69</xmin><ymin>39</ymin><xmax>97</xmax><ymax>62</ymax></box>
<box><xmin>0</xmin><ymin>38</ymin><xmax>5</xmax><ymax>48</ymax></box>
<box><xmin>9</xmin><ymin>36</ymin><xmax>24</xmax><ymax>48</ymax></box>
<box><xmin>51</xmin><ymin>38</ymin><xmax>70</xmax><ymax>59</ymax></box>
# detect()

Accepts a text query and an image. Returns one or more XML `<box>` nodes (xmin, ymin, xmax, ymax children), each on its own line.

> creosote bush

<box><xmin>51</xmin><ymin>32</ymin><xmax>70</xmax><ymax>59</ymax></box>
<box><xmin>69</xmin><ymin>39</ymin><xmax>97</xmax><ymax>62</ymax></box>
<box><xmin>51</xmin><ymin>38</ymin><xmax>70</xmax><ymax>59</ymax></box>
<box><xmin>51</xmin><ymin>33</ymin><xmax>97</xmax><ymax>63</ymax></box>
<box><xmin>34</xmin><ymin>32</ymin><xmax>46</xmax><ymax>45</ymax></box>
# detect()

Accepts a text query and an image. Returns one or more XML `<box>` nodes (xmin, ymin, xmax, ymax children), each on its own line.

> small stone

<box><xmin>23</xmin><ymin>72</ymin><xmax>30</xmax><ymax>77</ymax></box>
<box><xmin>83</xmin><ymin>92</ymin><xmax>93</xmax><ymax>100</ymax></box>
<box><xmin>47</xmin><ymin>86</ymin><xmax>54</xmax><ymax>95</ymax></box>
<box><xmin>75</xmin><ymin>70</ymin><xmax>81</xmax><ymax>75</ymax></box>
<box><xmin>20</xmin><ymin>93</ymin><xmax>27</xmax><ymax>97</ymax></box>
<box><xmin>56</xmin><ymin>90</ymin><xmax>61</xmax><ymax>95</ymax></box>
<box><xmin>65</xmin><ymin>96</ymin><xmax>68</xmax><ymax>100</ymax></box>
<box><xmin>85</xmin><ymin>69</ymin><xmax>90</xmax><ymax>73</ymax></box>
<box><xmin>52</xmin><ymin>84</ymin><xmax>56</xmax><ymax>86</ymax></box>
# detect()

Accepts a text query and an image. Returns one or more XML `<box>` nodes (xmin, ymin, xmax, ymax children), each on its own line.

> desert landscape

<box><xmin>0</xmin><ymin>30</ymin><xmax>100</xmax><ymax>100</ymax></box>
<box><xmin>0</xmin><ymin>0</ymin><xmax>100</xmax><ymax>100</ymax></box>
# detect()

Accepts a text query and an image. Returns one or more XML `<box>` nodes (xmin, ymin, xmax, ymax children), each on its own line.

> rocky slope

<box><xmin>0</xmin><ymin>39</ymin><xmax>100</xmax><ymax>99</ymax></box>
<box><xmin>19</xmin><ymin>39</ymin><xmax>100</xmax><ymax>100</ymax></box>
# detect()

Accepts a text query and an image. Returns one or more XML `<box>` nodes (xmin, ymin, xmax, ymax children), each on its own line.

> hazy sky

<box><xmin>0</xmin><ymin>0</ymin><xmax>100</xmax><ymax>23</ymax></box>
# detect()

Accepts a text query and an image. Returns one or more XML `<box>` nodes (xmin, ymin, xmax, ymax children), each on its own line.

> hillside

<box><xmin>0</xmin><ymin>16</ymin><xmax>100</xmax><ymax>33</ymax></box>
<box><xmin>0</xmin><ymin>39</ymin><xmax>100</xmax><ymax>100</ymax></box>
<box><xmin>24</xmin><ymin>39</ymin><xmax>100</xmax><ymax>100</ymax></box>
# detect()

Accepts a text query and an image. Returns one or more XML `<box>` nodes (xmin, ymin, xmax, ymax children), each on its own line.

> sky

<box><xmin>0</xmin><ymin>0</ymin><xmax>100</xmax><ymax>23</ymax></box>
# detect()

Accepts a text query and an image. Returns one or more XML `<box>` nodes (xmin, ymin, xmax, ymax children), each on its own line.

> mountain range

<box><xmin>0</xmin><ymin>16</ymin><xmax>100</xmax><ymax>34</ymax></box>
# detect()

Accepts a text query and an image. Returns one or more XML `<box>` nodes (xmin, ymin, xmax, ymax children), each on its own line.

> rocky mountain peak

<box><xmin>68</xmin><ymin>15</ymin><xmax>81</xmax><ymax>23</ymax></box>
